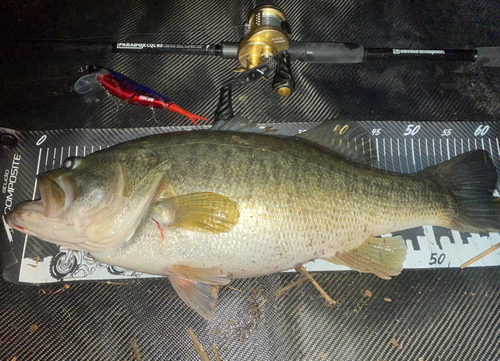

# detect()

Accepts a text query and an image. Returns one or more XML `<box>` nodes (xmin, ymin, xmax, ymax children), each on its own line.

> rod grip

<box><xmin>475</xmin><ymin>47</ymin><xmax>500</xmax><ymax>67</ymax></box>
<box><xmin>289</xmin><ymin>41</ymin><xmax>364</xmax><ymax>63</ymax></box>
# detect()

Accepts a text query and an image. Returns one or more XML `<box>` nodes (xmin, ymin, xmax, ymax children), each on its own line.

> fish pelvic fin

<box><xmin>156</xmin><ymin>192</ymin><xmax>240</xmax><ymax>233</ymax></box>
<box><xmin>419</xmin><ymin>150</ymin><xmax>500</xmax><ymax>233</ymax></box>
<box><xmin>166</xmin><ymin>265</ymin><xmax>231</xmax><ymax>320</ymax></box>
<box><xmin>325</xmin><ymin>235</ymin><xmax>407</xmax><ymax>280</ymax></box>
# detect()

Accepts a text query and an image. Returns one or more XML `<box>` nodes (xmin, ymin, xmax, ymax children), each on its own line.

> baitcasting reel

<box><xmin>237</xmin><ymin>5</ymin><xmax>295</xmax><ymax>97</ymax></box>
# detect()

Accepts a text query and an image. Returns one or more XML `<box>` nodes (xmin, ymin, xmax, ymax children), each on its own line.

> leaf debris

<box><xmin>28</xmin><ymin>324</ymin><xmax>39</xmax><ymax>334</ymax></box>
<box><xmin>391</xmin><ymin>338</ymin><xmax>399</xmax><ymax>348</ymax></box>
<box><xmin>364</xmin><ymin>290</ymin><xmax>372</xmax><ymax>297</ymax></box>
<box><xmin>384</xmin><ymin>298</ymin><xmax>392</xmax><ymax>302</ymax></box>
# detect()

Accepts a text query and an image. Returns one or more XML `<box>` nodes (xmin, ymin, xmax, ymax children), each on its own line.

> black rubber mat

<box><xmin>1</xmin><ymin>0</ymin><xmax>499</xmax><ymax>360</ymax></box>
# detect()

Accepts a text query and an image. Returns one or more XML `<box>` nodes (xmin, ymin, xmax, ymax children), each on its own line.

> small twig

<box><xmin>461</xmin><ymin>242</ymin><xmax>500</xmax><ymax>268</ymax></box>
<box><xmin>187</xmin><ymin>328</ymin><xmax>210</xmax><ymax>361</ymax></box>
<box><xmin>213</xmin><ymin>344</ymin><xmax>222</xmax><ymax>361</ymax></box>
<box><xmin>274</xmin><ymin>273</ymin><xmax>317</xmax><ymax>298</ymax></box>
<box><xmin>295</xmin><ymin>266</ymin><xmax>337</xmax><ymax>305</ymax></box>
<box><xmin>62</xmin><ymin>307</ymin><xmax>71</xmax><ymax>319</ymax></box>
<box><xmin>131</xmin><ymin>340</ymin><xmax>142</xmax><ymax>361</ymax></box>
<box><xmin>52</xmin><ymin>284</ymin><xmax>71</xmax><ymax>295</ymax></box>
<box><xmin>249</xmin><ymin>298</ymin><xmax>267</xmax><ymax>312</ymax></box>
<box><xmin>226</xmin><ymin>285</ymin><xmax>243</xmax><ymax>293</ymax></box>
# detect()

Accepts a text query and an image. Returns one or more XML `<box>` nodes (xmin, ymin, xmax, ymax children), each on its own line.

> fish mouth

<box><xmin>5</xmin><ymin>199</ymin><xmax>47</xmax><ymax>236</ymax></box>
<box><xmin>5</xmin><ymin>174</ymin><xmax>78</xmax><ymax>241</ymax></box>
<box><xmin>4</xmin><ymin>210</ymin><xmax>20</xmax><ymax>230</ymax></box>
<box><xmin>38</xmin><ymin>174</ymin><xmax>66</xmax><ymax>217</ymax></box>
<box><xmin>37</xmin><ymin>174</ymin><xmax>78</xmax><ymax>218</ymax></box>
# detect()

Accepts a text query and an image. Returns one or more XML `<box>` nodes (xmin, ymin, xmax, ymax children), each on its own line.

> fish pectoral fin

<box><xmin>167</xmin><ymin>265</ymin><xmax>231</xmax><ymax>320</ymax></box>
<box><xmin>157</xmin><ymin>192</ymin><xmax>239</xmax><ymax>233</ymax></box>
<box><xmin>325</xmin><ymin>235</ymin><xmax>407</xmax><ymax>280</ymax></box>
<box><xmin>169</xmin><ymin>276</ymin><xmax>220</xmax><ymax>320</ymax></box>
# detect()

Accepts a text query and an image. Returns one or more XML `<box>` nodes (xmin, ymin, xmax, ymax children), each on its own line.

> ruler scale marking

<box><xmin>383</xmin><ymin>138</ymin><xmax>387</xmax><ymax>170</ymax></box>
<box><xmin>411</xmin><ymin>138</ymin><xmax>416</xmax><ymax>172</ymax></box>
<box><xmin>446</xmin><ymin>138</ymin><xmax>450</xmax><ymax>160</ymax></box>
<box><xmin>432</xmin><ymin>139</ymin><xmax>436</xmax><ymax>165</ymax></box>
<box><xmin>44</xmin><ymin>148</ymin><xmax>49</xmax><ymax>172</ymax></box>
<box><xmin>52</xmin><ymin>147</ymin><xmax>56</xmax><ymax>170</ymax></box>
<box><xmin>397</xmin><ymin>138</ymin><xmax>402</xmax><ymax>172</ymax></box>
<box><xmin>390</xmin><ymin>138</ymin><xmax>394</xmax><ymax>172</ymax></box>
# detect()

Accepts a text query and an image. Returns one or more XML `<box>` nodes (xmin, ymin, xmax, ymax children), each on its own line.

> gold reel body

<box><xmin>237</xmin><ymin>6</ymin><xmax>289</xmax><ymax>70</ymax></box>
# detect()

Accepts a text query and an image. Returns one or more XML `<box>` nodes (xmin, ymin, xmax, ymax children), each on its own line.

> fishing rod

<box><xmin>23</xmin><ymin>4</ymin><xmax>500</xmax><ymax>121</ymax></box>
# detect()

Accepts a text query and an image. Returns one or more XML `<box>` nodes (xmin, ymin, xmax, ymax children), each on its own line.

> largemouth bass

<box><xmin>6</xmin><ymin>118</ymin><xmax>500</xmax><ymax>319</ymax></box>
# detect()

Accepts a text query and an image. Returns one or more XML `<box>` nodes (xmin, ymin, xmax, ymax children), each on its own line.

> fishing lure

<box><xmin>74</xmin><ymin>65</ymin><xmax>208</xmax><ymax>125</ymax></box>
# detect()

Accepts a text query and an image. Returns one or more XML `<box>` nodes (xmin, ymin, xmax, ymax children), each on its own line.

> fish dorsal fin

<box><xmin>325</xmin><ymin>235</ymin><xmax>407</xmax><ymax>280</ymax></box>
<box><xmin>298</xmin><ymin>118</ymin><xmax>376</xmax><ymax>166</ymax></box>
<box><xmin>212</xmin><ymin>113</ymin><xmax>276</xmax><ymax>134</ymax></box>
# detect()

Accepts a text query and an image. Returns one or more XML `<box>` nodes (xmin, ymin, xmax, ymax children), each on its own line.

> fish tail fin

<box><xmin>420</xmin><ymin>150</ymin><xmax>500</xmax><ymax>233</ymax></box>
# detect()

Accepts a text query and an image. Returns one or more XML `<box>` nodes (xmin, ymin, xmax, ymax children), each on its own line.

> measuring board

<box><xmin>0</xmin><ymin>121</ymin><xmax>499</xmax><ymax>284</ymax></box>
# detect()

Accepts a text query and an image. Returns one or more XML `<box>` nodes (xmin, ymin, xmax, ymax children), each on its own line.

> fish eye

<box><xmin>63</xmin><ymin>156</ymin><xmax>82</xmax><ymax>170</ymax></box>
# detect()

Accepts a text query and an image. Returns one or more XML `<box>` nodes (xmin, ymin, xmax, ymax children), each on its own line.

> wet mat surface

<box><xmin>1</xmin><ymin>0</ymin><xmax>500</xmax><ymax>360</ymax></box>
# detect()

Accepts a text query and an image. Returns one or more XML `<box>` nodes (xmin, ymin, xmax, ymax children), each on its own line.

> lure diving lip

<box><xmin>74</xmin><ymin>65</ymin><xmax>209</xmax><ymax>125</ymax></box>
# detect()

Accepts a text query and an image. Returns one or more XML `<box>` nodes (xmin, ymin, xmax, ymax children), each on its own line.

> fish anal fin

<box><xmin>166</xmin><ymin>265</ymin><xmax>231</xmax><ymax>320</ymax></box>
<box><xmin>169</xmin><ymin>276</ymin><xmax>220</xmax><ymax>320</ymax></box>
<box><xmin>325</xmin><ymin>235</ymin><xmax>407</xmax><ymax>280</ymax></box>
<box><xmin>157</xmin><ymin>192</ymin><xmax>239</xmax><ymax>233</ymax></box>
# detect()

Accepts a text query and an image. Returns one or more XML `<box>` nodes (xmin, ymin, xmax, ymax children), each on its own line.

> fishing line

<box><xmin>17</xmin><ymin>25</ymin><xmax>246</xmax><ymax>42</ymax></box>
